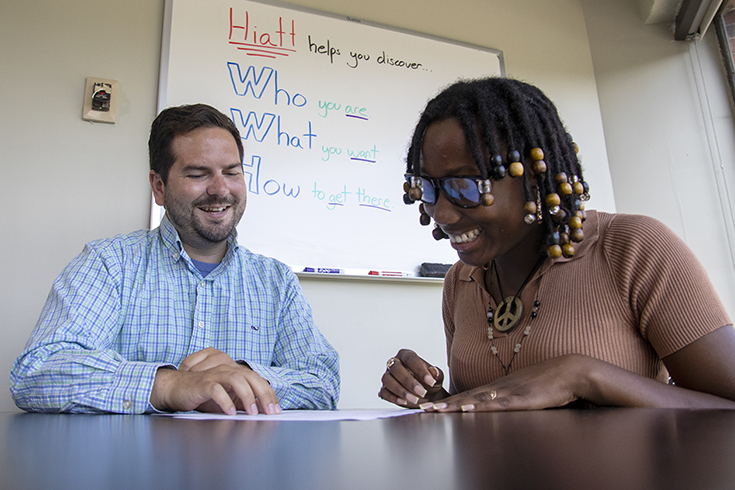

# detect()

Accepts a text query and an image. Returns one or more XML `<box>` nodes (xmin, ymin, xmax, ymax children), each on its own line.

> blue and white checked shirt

<box><xmin>10</xmin><ymin>216</ymin><xmax>340</xmax><ymax>413</ymax></box>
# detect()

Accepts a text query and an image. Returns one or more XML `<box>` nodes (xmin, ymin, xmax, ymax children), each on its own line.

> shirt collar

<box><xmin>158</xmin><ymin>213</ymin><xmax>240</xmax><ymax>273</ymax></box>
<box><xmin>461</xmin><ymin>209</ymin><xmax>601</xmax><ymax>283</ymax></box>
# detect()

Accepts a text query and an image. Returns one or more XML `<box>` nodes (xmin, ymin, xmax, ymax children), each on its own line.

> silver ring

<box><xmin>490</xmin><ymin>390</ymin><xmax>497</xmax><ymax>400</ymax></box>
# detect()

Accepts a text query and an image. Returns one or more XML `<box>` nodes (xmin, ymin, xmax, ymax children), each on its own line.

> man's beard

<box><xmin>165</xmin><ymin>191</ymin><xmax>245</xmax><ymax>245</ymax></box>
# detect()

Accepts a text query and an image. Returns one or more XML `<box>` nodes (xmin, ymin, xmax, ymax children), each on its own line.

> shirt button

<box><xmin>198</xmin><ymin>321</ymin><xmax>204</xmax><ymax>328</ymax></box>
<box><xmin>122</xmin><ymin>400</ymin><xmax>132</xmax><ymax>410</ymax></box>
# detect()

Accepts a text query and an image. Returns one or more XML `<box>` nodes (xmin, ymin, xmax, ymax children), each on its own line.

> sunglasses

<box><xmin>405</xmin><ymin>174</ymin><xmax>491</xmax><ymax>209</ymax></box>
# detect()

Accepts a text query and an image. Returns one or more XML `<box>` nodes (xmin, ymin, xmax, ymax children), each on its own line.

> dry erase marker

<box><xmin>368</xmin><ymin>270</ymin><xmax>412</xmax><ymax>277</ymax></box>
<box><xmin>303</xmin><ymin>267</ymin><xmax>343</xmax><ymax>274</ymax></box>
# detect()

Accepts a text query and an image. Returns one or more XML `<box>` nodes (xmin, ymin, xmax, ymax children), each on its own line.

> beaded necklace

<box><xmin>485</xmin><ymin>258</ymin><xmax>544</xmax><ymax>375</ymax></box>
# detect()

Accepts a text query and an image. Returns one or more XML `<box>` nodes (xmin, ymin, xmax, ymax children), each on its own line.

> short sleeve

<box><xmin>602</xmin><ymin>214</ymin><xmax>731</xmax><ymax>357</ymax></box>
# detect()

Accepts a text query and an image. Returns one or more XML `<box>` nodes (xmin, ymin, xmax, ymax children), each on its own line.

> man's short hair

<box><xmin>148</xmin><ymin>104</ymin><xmax>244</xmax><ymax>183</ymax></box>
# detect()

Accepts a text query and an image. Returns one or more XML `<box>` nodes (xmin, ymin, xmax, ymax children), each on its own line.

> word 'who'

<box><xmin>228</xmin><ymin>63</ymin><xmax>306</xmax><ymax>107</ymax></box>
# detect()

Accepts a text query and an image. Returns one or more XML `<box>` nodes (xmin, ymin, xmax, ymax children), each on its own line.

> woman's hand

<box><xmin>379</xmin><ymin>349</ymin><xmax>448</xmax><ymax>407</ymax></box>
<box><xmin>423</xmin><ymin>354</ymin><xmax>589</xmax><ymax>412</ymax></box>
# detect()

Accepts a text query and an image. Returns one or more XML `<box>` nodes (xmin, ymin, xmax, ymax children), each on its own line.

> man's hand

<box><xmin>150</xmin><ymin>348</ymin><xmax>281</xmax><ymax>415</ymax></box>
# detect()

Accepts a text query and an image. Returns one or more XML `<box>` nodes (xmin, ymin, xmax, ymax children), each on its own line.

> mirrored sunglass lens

<box><xmin>419</xmin><ymin>177</ymin><xmax>437</xmax><ymax>205</ymax></box>
<box><xmin>442</xmin><ymin>178</ymin><xmax>480</xmax><ymax>206</ymax></box>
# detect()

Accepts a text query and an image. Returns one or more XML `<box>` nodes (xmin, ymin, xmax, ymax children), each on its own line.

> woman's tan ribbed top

<box><xmin>443</xmin><ymin>211</ymin><xmax>732</xmax><ymax>394</ymax></box>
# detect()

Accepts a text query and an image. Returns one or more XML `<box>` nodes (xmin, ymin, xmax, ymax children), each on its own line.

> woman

<box><xmin>379</xmin><ymin>78</ymin><xmax>735</xmax><ymax>411</ymax></box>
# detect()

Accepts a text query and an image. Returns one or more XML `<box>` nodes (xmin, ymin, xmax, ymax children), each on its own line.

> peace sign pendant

<box><xmin>493</xmin><ymin>297</ymin><xmax>524</xmax><ymax>332</ymax></box>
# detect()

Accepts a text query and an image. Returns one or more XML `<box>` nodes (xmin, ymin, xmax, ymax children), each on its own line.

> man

<box><xmin>10</xmin><ymin>104</ymin><xmax>340</xmax><ymax>414</ymax></box>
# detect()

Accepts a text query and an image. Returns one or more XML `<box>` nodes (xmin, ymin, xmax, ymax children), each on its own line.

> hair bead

<box><xmin>562</xmin><ymin>243</ymin><xmax>575</xmax><ymax>258</ymax></box>
<box><xmin>481</xmin><ymin>193</ymin><xmax>495</xmax><ymax>206</ymax></box>
<box><xmin>546</xmin><ymin>193</ymin><xmax>561</xmax><ymax>207</ymax></box>
<box><xmin>532</xmin><ymin>160</ymin><xmax>547</xmax><ymax>175</ymax></box>
<box><xmin>530</xmin><ymin>147</ymin><xmax>544</xmax><ymax>161</ymax></box>
<box><xmin>509</xmin><ymin>161</ymin><xmax>524</xmax><ymax>177</ymax></box>
<box><xmin>418</xmin><ymin>204</ymin><xmax>431</xmax><ymax>226</ymax></box>
<box><xmin>524</xmin><ymin>197</ymin><xmax>538</xmax><ymax>224</ymax></box>
<box><xmin>432</xmin><ymin>224</ymin><xmax>448</xmax><ymax>241</ymax></box>
<box><xmin>547</xmin><ymin>244</ymin><xmax>562</xmax><ymax>258</ymax></box>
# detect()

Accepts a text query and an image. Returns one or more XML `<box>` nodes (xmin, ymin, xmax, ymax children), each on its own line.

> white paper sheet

<box><xmin>160</xmin><ymin>409</ymin><xmax>423</xmax><ymax>422</ymax></box>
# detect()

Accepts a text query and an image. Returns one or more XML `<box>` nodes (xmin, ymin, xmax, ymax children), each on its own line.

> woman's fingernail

<box><xmin>461</xmin><ymin>404</ymin><xmax>476</xmax><ymax>412</ymax></box>
<box><xmin>424</xmin><ymin>374</ymin><xmax>437</xmax><ymax>387</ymax></box>
<box><xmin>419</xmin><ymin>402</ymin><xmax>434</xmax><ymax>410</ymax></box>
<box><xmin>432</xmin><ymin>403</ymin><xmax>447</xmax><ymax>410</ymax></box>
<box><xmin>397</xmin><ymin>398</ymin><xmax>408</xmax><ymax>406</ymax></box>
<box><xmin>406</xmin><ymin>393</ymin><xmax>420</xmax><ymax>404</ymax></box>
<box><xmin>250</xmin><ymin>403</ymin><xmax>258</xmax><ymax>414</ymax></box>
<box><xmin>415</xmin><ymin>386</ymin><xmax>428</xmax><ymax>398</ymax></box>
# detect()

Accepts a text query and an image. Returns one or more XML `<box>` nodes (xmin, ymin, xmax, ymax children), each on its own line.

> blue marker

<box><xmin>303</xmin><ymin>267</ymin><xmax>343</xmax><ymax>274</ymax></box>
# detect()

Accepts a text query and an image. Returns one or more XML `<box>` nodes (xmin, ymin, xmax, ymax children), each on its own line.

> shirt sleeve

<box><xmin>9</xmin><ymin>245</ymin><xmax>170</xmax><ymax>414</ymax></box>
<box><xmin>244</xmin><ymin>265</ymin><xmax>340</xmax><ymax>410</ymax></box>
<box><xmin>603</xmin><ymin>214</ymin><xmax>732</xmax><ymax>358</ymax></box>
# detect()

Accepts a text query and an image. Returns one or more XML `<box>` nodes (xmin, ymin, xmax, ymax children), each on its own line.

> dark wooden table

<box><xmin>1</xmin><ymin>408</ymin><xmax>734</xmax><ymax>490</ymax></box>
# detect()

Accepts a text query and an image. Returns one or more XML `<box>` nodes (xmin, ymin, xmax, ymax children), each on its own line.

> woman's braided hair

<box><xmin>405</xmin><ymin>77</ymin><xmax>589</xmax><ymax>257</ymax></box>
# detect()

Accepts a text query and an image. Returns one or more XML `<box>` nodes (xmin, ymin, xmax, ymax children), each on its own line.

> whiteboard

<box><xmin>154</xmin><ymin>0</ymin><xmax>504</xmax><ymax>273</ymax></box>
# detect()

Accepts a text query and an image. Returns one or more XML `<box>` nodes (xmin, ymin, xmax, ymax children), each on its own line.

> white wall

<box><xmin>2</xmin><ymin>0</ymin><xmax>731</xmax><ymax>413</ymax></box>
<box><xmin>582</xmin><ymin>0</ymin><xmax>735</xmax><ymax>318</ymax></box>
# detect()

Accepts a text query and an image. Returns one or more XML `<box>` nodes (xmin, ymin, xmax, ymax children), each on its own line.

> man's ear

<box><xmin>150</xmin><ymin>170</ymin><xmax>166</xmax><ymax>206</ymax></box>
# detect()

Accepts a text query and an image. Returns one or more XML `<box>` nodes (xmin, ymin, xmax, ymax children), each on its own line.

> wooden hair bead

<box><xmin>546</xmin><ymin>230</ymin><xmax>561</xmax><ymax>246</ymax></box>
<box><xmin>481</xmin><ymin>193</ymin><xmax>495</xmax><ymax>206</ymax></box>
<box><xmin>552</xmin><ymin>208</ymin><xmax>567</xmax><ymax>224</ymax></box>
<box><xmin>562</xmin><ymin>243</ymin><xmax>575</xmax><ymax>258</ymax></box>
<box><xmin>573</xmin><ymin>181</ymin><xmax>584</xmax><ymax>195</ymax></box>
<box><xmin>570</xmin><ymin>228</ymin><xmax>584</xmax><ymax>242</ymax></box>
<box><xmin>530</xmin><ymin>147</ymin><xmax>544</xmax><ymax>161</ymax></box>
<box><xmin>403</xmin><ymin>182</ymin><xmax>411</xmax><ymax>193</ymax></box>
<box><xmin>559</xmin><ymin>182</ymin><xmax>573</xmax><ymax>196</ymax></box>
<box><xmin>573</xmin><ymin>142</ymin><xmax>580</xmax><ymax>154</ymax></box>
<box><xmin>523</xmin><ymin>201</ymin><xmax>537</xmax><ymax>214</ymax></box>
<box><xmin>403</xmin><ymin>193</ymin><xmax>413</xmax><ymax>204</ymax></box>
<box><xmin>509</xmin><ymin>161</ymin><xmax>524</xmax><ymax>177</ymax></box>
<box><xmin>555</xmin><ymin>172</ymin><xmax>568</xmax><ymax>184</ymax></box>
<box><xmin>547</xmin><ymin>244</ymin><xmax>562</xmax><ymax>258</ymax></box>
<box><xmin>569</xmin><ymin>216</ymin><xmax>583</xmax><ymax>229</ymax></box>
<box><xmin>546</xmin><ymin>193</ymin><xmax>561</xmax><ymax>207</ymax></box>
<box><xmin>532</xmin><ymin>160</ymin><xmax>547</xmax><ymax>175</ymax></box>
<box><xmin>432</xmin><ymin>226</ymin><xmax>447</xmax><ymax>241</ymax></box>
<box><xmin>419</xmin><ymin>213</ymin><xmax>431</xmax><ymax>226</ymax></box>
<box><xmin>560</xmin><ymin>232</ymin><xmax>570</xmax><ymax>244</ymax></box>
<box><xmin>409</xmin><ymin>187</ymin><xmax>422</xmax><ymax>201</ymax></box>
